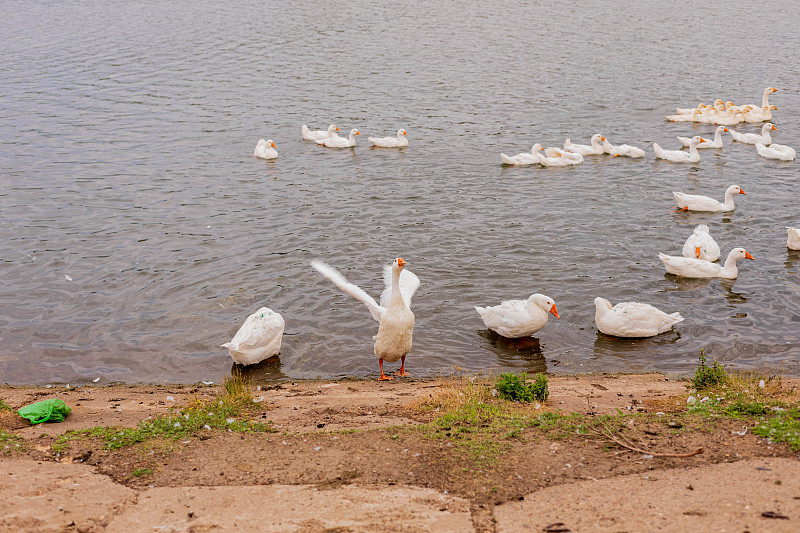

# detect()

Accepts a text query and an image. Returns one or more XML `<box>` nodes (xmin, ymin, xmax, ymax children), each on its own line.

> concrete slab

<box><xmin>107</xmin><ymin>484</ymin><xmax>473</xmax><ymax>533</ymax></box>
<box><xmin>494</xmin><ymin>457</ymin><xmax>800</xmax><ymax>532</ymax></box>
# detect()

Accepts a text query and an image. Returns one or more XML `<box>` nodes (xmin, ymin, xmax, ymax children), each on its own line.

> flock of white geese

<box><xmin>233</xmin><ymin>87</ymin><xmax>798</xmax><ymax>380</ymax></box>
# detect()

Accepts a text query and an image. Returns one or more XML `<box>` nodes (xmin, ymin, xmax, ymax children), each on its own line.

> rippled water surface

<box><xmin>2</xmin><ymin>0</ymin><xmax>799</xmax><ymax>384</ymax></box>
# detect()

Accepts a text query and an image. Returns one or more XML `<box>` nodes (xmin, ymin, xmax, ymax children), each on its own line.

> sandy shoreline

<box><xmin>2</xmin><ymin>372</ymin><xmax>799</xmax><ymax>532</ymax></box>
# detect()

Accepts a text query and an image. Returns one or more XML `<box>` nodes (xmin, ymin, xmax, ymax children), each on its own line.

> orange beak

<box><xmin>745</xmin><ymin>251</ymin><xmax>754</xmax><ymax>260</ymax></box>
<box><xmin>402</xmin><ymin>130</ymin><xmax>407</xmax><ymax>135</ymax></box>
<box><xmin>739</xmin><ymin>189</ymin><xmax>746</xmax><ymax>195</ymax></box>
<box><xmin>271</xmin><ymin>141</ymin><xmax>276</xmax><ymax>148</ymax></box>
<box><xmin>335</xmin><ymin>126</ymin><xmax>340</xmax><ymax>131</ymax></box>
<box><xmin>723</xmin><ymin>128</ymin><xmax>729</xmax><ymax>132</ymax></box>
<box><xmin>397</xmin><ymin>258</ymin><xmax>406</xmax><ymax>267</ymax></box>
<box><xmin>695</xmin><ymin>247</ymin><xmax>701</xmax><ymax>259</ymax></box>
<box><xmin>550</xmin><ymin>304</ymin><xmax>560</xmax><ymax>319</ymax></box>
<box><xmin>772</xmin><ymin>125</ymin><xmax>777</xmax><ymax>130</ymax></box>
<box><xmin>699</xmin><ymin>138</ymin><xmax>706</xmax><ymax>143</ymax></box>
<box><xmin>600</xmin><ymin>136</ymin><xmax>606</xmax><ymax>141</ymax></box>
<box><xmin>356</xmin><ymin>131</ymin><xmax>361</xmax><ymax>135</ymax></box>
<box><xmin>772</xmin><ymin>106</ymin><xmax>778</xmax><ymax>110</ymax></box>
<box><xmin>772</xmin><ymin>88</ymin><xmax>778</xmax><ymax>92</ymax></box>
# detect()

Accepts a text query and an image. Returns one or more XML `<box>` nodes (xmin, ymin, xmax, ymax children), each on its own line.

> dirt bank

<box><xmin>1</xmin><ymin>373</ymin><xmax>798</xmax><ymax>532</ymax></box>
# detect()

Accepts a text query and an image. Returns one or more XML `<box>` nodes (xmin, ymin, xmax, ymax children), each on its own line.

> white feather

<box><xmin>311</xmin><ymin>260</ymin><xmax>385</xmax><ymax>322</ymax></box>
<box><xmin>380</xmin><ymin>265</ymin><xmax>420</xmax><ymax>309</ymax></box>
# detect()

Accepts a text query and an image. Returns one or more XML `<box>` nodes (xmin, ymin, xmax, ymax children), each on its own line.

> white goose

<box><xmin>666</xmin><ymin>109</ymin><xmax>705</xmax><ymax>123</ymax></box>
<box><xmin>673</xmin><ymin>185</ymin><xmax>745</xmax><ymax>212</ymax></box>
<box><xmin>729</xmin><ymin>123</ymin><xmax>776</xmax><ymax>145</ymax></box>
<box><xmin>302</xmin><ymin>124</ymin><xmax>339</xmax><ymax>141</ymax></box>
<box><xmin>475</xmin><ymin>294</ymin><xmax>559</xmax><ymax>338</ymax></box>
<box><xmin>744</xmin><ymin>105</ymin><xmax>778</xmax><ymax>123</ymax></box>
<box><xmin>677</xmin><ymin>126</ymin><xmax>727</xmax><ymax>149</ymax></box>
<box><xmin>682</xmin><ymin>224</ymin><xmax>720</xmax><ymax>261</ymax></box>
<box><xmin>601</xmin><ymin>140</ymin><xmax>646</xmax><ymax>158</ymax></box>
<box><xmin>675</xmin><ymin>103</ymin><xmax>707</xmax><ymax>115</ymax></box>
<box><xmin>311</xmin><ymin>257</ymin><xmax>419</xmax><ymax>380</ymax></box>
<box><xmin>659</xmin><ymin>248</ymin><xmax>754</xmax><ymax>279</ymax></box>
<box><xmin>755</xmin><ymin>142</ymin><xmax>795</xmax><ymax>161</ymax></box>
<box><xmin>318</xmin><ymin>128</ymin><xmax>360</xmax><ymax>148</ymax></box>
<box><xmin>369</xmin><ymin>129</ymin><xmax>408</xmax><ymax>148</ymax></box>
<box><xmin>740</xmin><ymin>87</ymin><xmax>777</xmax><ymax>114</ymax></box>
<box><xmin>564</xmin><ymin>134</ymin><xmax>606</xmax><ymax>155</ymax></box>
<box><xmin>253</xmin><ymin>139</ymin><xmax>278</xmax><ymax>160</ymax></box>
<box><xmin>788</xmin><ymin>227</ymin><xmax>800</xmax><ymax>250</ymax></box>
<box><xmin>221</xmin><ymin>307</ymin><xmax>285</xmax><ymax>366</ymax></box>
<box><xmin>540</xmin><ymin>149</ymin><xmax>584</xmax><ymax>166</ymax></box>
<box><xmin>594</xmin><ymin>297</ymin><xmax>683</xmax><ymax>338</ymax></box>
<box><xmin>501</xmin><ymin>144</ymin><xmax>545</xmax><ymax>166</ymax></box>
<box><xmin>654</xmin><ymin>136</ymin><xmax>705</xmax><ymax>162</ymax></box>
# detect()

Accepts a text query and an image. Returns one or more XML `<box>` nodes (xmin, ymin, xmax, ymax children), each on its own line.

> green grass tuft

<box><xmin>495</xmin><ymin>372</ymin><xmax>549</xmax><ymax>402</ymax></box>
<box><xmin>1</xmin><ymin>429</ymin><xmax>25</xmax><ymax>455</ymax></box>
<box><xmin>0</xmin><ymin>399</ymin><xmax>12</xmax><ymax>411</ymax></box>
<box><xmin>131</xmin><ymin>467</ymin><xmax>155</xmax><ymax>478</ymax></box>
<box><xmin>753</xmin><ymin>408</ymin><xmax>800</xmax><ymax>451</ymax></box>
<box><xmin>692</xmin><ymin>349</ymin><xmax>727</xmax><ymax>390</ymax></box>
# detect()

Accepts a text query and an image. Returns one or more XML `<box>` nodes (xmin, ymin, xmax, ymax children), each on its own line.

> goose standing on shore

<box><xmin>594</xmin><ymin>297</ymin><xmax>683</xmax><ymax>338</ymax></box>
<box><xmin>673</xmin><ymin>185</ymin><xmax>745</xmax><ymax>212</ymax></box>
<box><xmin>311</xmin><ymin>258</ymin><xmax>419</xmax><ymax>380</ymax></box>
<box><xmin>222</xmin><ymin>307</ymin><xmax>285</xmax><ymax>366</ymax></box>
<box><xmin>475</xmin><ymin>294</ymin><xmax>559</xmax><ymax>338</ymax></box>
<box><xmin>659</xmin><ymin>248</ymin><xmax>754</xmax><ymax>279</ymax></box>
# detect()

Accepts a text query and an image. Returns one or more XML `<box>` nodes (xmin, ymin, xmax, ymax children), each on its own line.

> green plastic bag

<box><xmin>17</xmin><ymin>399</ymin><xmax>72</xmax><ymax>424</ymax></box>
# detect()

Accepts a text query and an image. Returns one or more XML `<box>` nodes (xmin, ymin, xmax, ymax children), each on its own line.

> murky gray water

<box><xmin>2</xmin><ymin>0</ymin><xmax>799</xmax><ymax>385</ymax></box>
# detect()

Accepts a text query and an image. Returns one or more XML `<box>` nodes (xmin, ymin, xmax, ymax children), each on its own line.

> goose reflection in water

<box><xmin>662</xmin><ymin>273</ymin><xmax>714</xmax><ymax>292</ymax></box>
<box><xmin>786</xmin><ymin>249</ymin><xmax>800</xmax><ymax>272</ymax></box>
<box><xmin>719</xmin><ymin>279</ymin><xmax>748</xmax><ymax>305</ymax></box>
<box><xmin>230</xmin><ymin>354</ymin><xmax>286</xmax><ymax>384</ymax></box>
<box><xmin>478</xmin><ymin>329</ymin><xmax>547</xmax><ymax>373</ymax></box>
<box><xmin>592</xmin><ymin>328</ymin><xmax>682</xmax><ymax>359</ymax></box>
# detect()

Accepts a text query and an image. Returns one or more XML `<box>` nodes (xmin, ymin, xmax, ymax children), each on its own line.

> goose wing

<box><xmin>380</xmin><ymin>265</ymin><xmax>421</xmax><ymax>308</ymax></box>
<box><xmin>311</xmin><ymin>260</ymin><xmax>386</xmax><ymax>322</ymax></box>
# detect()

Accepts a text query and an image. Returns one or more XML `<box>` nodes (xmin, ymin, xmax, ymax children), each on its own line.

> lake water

<box><xmin>2</xmin><ymin>0</ymin><xmax>799</xmax><ymax>385</ymax></box>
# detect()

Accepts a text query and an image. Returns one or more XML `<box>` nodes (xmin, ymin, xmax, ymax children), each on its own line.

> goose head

<box><xmin>328</xmin><ymin>125</ymin><xmax>340</xmax><ymax>135</ymax></box>
<box><xmin>767</xmin><ymin>87</ymin><xmax>778</xmax><ymax>94</ymax></box>
<box><xmin>764</xmin><ymin>123</ymin><xmax>777</xmax><ymax>132</ymax></box>
<box><xmin>350</xmin><ymin>129</ymin><xmax>361</xmax><ymax>138</ymax></box>
<box><xmin>531</xmin><ymin>143</ymin><xmax>544</xmax><ymax>153</ymax></box>
<box><xmin>591</xmin><ymin>134</ymin><xmax>606</xmax><ymax>145</ymax></box>
<box><xmin>726</xmin><ymin>185</ymin><xmax>746</xmax><ymax>197</ymax></box>
<box><xmin>529</xmin><ymin>294</ymin><xmax>559</xmax><ymax>319</ymax></box>
<box><xmin>266</xmin><ymin>140</ymin><xmax>276</xmax><ymax>148</ymax></box>
<box><xmin>593</xmin><ymin>297</ymin><xmax>613</xmax><ymax>313</ymax></box>
<box><xmin>727</xmin><ymin>248</ymin><xmax>754</xmax><ymax>262</ymax></box>
<box><xmin>398</xmin><ymin>129</ymin><xmax>407</xmax><ymax>138</ymax></box>
<box><xmin>689</xmin><ymin>136</ymin><xmax>706</xmax><ymax>146</ymax></box>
